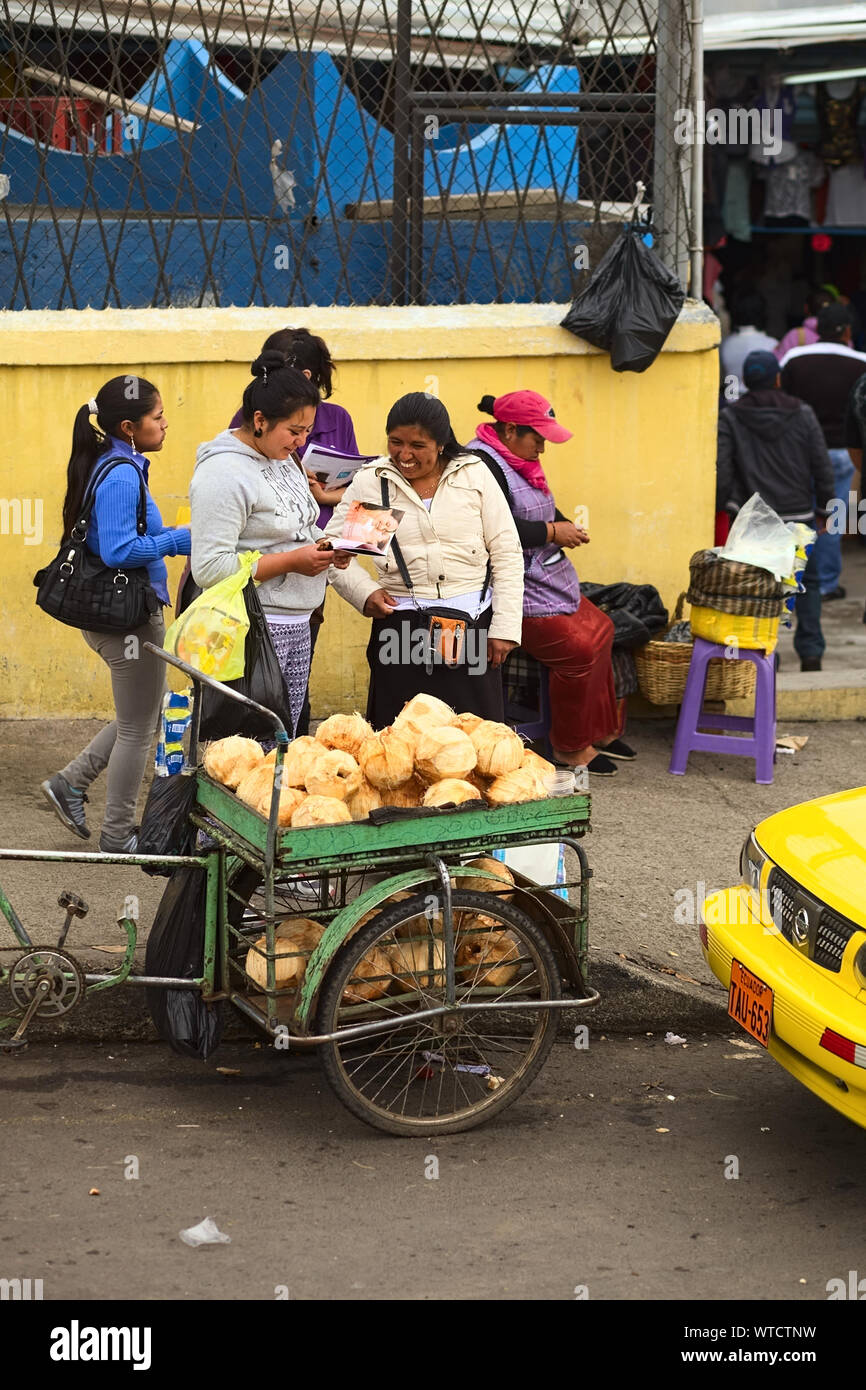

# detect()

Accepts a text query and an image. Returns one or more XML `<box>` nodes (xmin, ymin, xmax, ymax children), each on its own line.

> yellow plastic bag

<box><xmin>164</xmin><ymin>552</ymin><xmax>260</xmax><ymax>682</ymax></box>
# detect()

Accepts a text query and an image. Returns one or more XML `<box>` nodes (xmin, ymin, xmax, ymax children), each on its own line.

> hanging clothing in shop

<box><xmin>722</xmin><ymin>158</ymin><xmax>752</xmax><ymax>241</ymax></box>
<box><xmin>825</xmin><ymin>164</ymin><xmax>866</xmax><ymax>227</ymax></box>
<box><xmin>816</xmin><ymin>79</ymin><xmax>864</xmax><ymax>167</ymax></box>
<box><xmin>761</xmin><ymin>150</ymin><xmax>825</xmax><ymax>223</ymax></box>
<box><xmin>750</xmin><ymin>84</ymin><xmax>798</xmax><ymax>167</ymax></box>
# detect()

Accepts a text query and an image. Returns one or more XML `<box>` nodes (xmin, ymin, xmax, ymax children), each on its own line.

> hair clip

<box><xmin>87</xmin><ymin>397</ymin><xmax>98</xmax><ymax>414</ymax></box>
<box><xmin>262</xmin><ymin>366</ymin><xmax>268</xmax><ymax>385</ymax></box>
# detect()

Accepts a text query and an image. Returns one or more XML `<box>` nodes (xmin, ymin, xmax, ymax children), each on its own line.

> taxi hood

<box><xmin>755</xmin><ymin>787</ymin><xmax>866</xmax><ymax>929</ymax></box>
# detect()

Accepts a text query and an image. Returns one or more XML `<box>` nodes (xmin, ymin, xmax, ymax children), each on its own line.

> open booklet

<box><xmin>330</xmin><ymin>500</ymin><xmax>405</xmax><ymax>556</ymax></box>
<box><xmin>302</xmin><ymin>442</ymin><xmax>379</xmax><ymax>490</ymax></box>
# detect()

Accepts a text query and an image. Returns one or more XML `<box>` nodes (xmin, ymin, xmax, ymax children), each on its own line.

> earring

<box><xmin>254</xmin><ymin>427</ymin><xmax>263</xmax><ymax>438</ymax></box>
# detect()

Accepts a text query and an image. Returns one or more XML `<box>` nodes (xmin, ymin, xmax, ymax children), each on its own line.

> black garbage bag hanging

<box><xmin>197</xmin><ymin>577</ymin><xmax>293</xmax><ymax>741</ymax></box>
<box><xmin>145</xmin><ymin>867</ymin><xmax>224</xmax><ymax>1059</ymax></box>
<box><xmin>561</xmin><ymin>224</ymin><xmax>685</xmax><ymax>373</ymax></box>
<box><xmin>138</xmin><ymin>772</ymin><xmax>198</xmax><ymax>877</ymax></box>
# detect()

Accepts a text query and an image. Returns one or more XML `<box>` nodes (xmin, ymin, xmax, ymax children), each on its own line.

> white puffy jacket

<box><xmin>325</xmin><ymin>453</ymin><xmax>524</xmax><ymax>643</ymax></box>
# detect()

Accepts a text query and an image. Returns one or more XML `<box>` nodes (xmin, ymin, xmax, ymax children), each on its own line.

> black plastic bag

<box><xmin>138</xmin><ymin>771</ymin><xmax>198</xmax><ymax>877</ymax></box>
<box><xmin>145</xmin><ymin>867</ymin><xmax>224</xmax><ymax>1059</ymax></box>
<box><xmin>560</xmin><ymin>226</ymin><xmax>685</xmax><ymax>373</ymax></box>
<box><xmin>197</xmin><ymin>578</ymin><xmax>293</xmax><ymax>741</ymax></box>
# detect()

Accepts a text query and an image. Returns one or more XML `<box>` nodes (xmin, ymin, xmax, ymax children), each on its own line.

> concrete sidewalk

<box><xmin>3</xmin><ymin>713</ymin><xmax>863</xmax><ymax>1040</ymax></box>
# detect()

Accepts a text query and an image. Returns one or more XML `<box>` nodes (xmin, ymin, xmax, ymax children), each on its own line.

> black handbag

<box><xmin>34</xmin><ymin>457</ymin><xmax>161</xmax><ymax>635</ymax></box>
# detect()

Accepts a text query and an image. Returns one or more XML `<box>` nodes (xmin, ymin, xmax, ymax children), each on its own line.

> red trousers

<box><xmin>521</xmin><ymin>598</ymin><xmax>621</xmax><ymax>753</ymax></box>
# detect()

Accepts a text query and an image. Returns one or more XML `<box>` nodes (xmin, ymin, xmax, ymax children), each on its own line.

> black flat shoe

<box><xmin>822</xmin><ymin>586</ymin><xmax>846</xmax><ymax>601</ymax></box>
<box><xmin>586</xmin><ymin>753</ymin><xmax>618</xmax><ymax>777</ymax></box>
<box><xmin>600</xmin><ymin>739</ymin><xmax>636</xmax><ymax>761</ymax></box>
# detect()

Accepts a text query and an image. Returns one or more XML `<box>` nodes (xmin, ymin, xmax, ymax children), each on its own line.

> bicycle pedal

<box><xmin>0</xmin><ymin>1036</ymin><xmax>29</xmax><ymax>1054</ymax></box>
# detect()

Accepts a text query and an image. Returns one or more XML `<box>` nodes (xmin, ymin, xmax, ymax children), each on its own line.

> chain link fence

<box><xmin>0</xmin><ymin>0</ymin><xmax>695</xmax><ymax>308</ymax></box>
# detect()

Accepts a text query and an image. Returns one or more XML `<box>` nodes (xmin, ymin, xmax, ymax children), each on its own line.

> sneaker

<box><xmin>99</xmin><ymin>830</ymin><xmax>139</xmax><ymax>855</ymax></box>
<box><xmin>800</xmin><ymin>658</ymin><xmax>822</xmax><ymax>673</ymax></box>
<box><xmin>600</xmin><ymin>738</ymin><xmax>637</xmax><ymax>761</ymax></box>
<box><xmin>41</xmin><ymin>774</ymin><xmax>90</xmax><ymax>840</ymax></box>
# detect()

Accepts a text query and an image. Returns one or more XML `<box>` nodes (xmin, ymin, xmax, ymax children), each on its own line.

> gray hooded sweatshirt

<box><xmin>190</xmin><ymin>429</ymin><xmax>327</xmax><ymax>616</ymax></box>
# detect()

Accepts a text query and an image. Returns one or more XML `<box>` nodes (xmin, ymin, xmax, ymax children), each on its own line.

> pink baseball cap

<box><xmin>493</xmin><ymin>390</ymin><xmax>572</xmax><ymax>443</ymax></box>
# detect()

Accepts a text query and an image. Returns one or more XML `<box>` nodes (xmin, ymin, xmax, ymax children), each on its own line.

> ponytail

<box><xmin>61</xmin><ymin>375</ymin><xmax>160</xmax><ymax>538</ymax></box>
<box><xmin>240</xmin><ymin>349</ymin><xmax>320</xmax><ymax>425</ymax></box>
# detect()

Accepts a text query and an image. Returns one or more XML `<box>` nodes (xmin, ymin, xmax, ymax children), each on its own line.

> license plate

<box><xmin>728</xmin><ymin>959</ymin><xmax>773</xmax><ymax>1047</ymax></box>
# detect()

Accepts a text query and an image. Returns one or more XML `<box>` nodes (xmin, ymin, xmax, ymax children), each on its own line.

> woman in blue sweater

<box><xmin>41</xmin><ymin>376</ymin><xmax>190</xmax><ymax>853</ymax></box>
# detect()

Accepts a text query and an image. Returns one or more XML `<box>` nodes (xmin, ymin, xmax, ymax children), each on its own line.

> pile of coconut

<box><xmin>244</xmin><ymin>857</ymin><xmax>523</xmax><ymax>1002</ymax></box>
<box><xmin>203</xmin><ymin>693</ymin><xmax>558</xmax><ymax>829</ymax></box>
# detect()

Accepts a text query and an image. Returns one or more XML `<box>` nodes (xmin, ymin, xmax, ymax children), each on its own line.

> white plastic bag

<box><xmin>717</xmin><ymin>493</ymin><xmax>796</xmax><ymax>581</ymax></box>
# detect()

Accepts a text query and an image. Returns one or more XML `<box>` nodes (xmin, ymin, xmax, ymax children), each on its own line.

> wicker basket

<box><xmin>634</xmin><ymin>595</ymin><xmax>757</xmax><ymax>706</ymax></box>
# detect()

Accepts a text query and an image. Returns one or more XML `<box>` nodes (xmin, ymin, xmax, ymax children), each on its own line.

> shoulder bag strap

<box><xmin>77</xmin><ymin>457</ymin><xmax>148</xmax><ymax>540</ymax></box>
<box><xmin>380</xmin><ymin>473</ymin><xmax>415</xmax><ymax>594</ymax></box>
<box><xmin>380</xmin><ymin>471</ymin><xmax>493</xmax><ymax>614</ymax></box>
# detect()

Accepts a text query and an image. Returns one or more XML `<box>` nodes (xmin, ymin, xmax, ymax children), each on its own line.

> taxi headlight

<box><xmin>854</xmin><ymin>940</ymin><xmax>866</xmax><ymax>988</ymax></box>
<box><xmin>740</xmin><ymin>832</ymin><xmax>768</xmax><ymax>894</ymax></box>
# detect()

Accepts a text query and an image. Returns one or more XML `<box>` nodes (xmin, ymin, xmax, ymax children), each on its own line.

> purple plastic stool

<box><xmin>668</xmin><ymin>637</ymin><xmax>777</xmax><ymax>785</ymax></box>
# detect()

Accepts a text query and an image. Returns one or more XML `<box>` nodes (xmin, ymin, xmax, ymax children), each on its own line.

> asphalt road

<box><xmin>2</xmin><ymin>1035</ymin><xmax>864</xmax><ymax>1302</ymax></box>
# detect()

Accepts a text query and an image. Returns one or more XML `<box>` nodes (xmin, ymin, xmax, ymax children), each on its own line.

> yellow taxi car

<box><xmin>701</xmin><ymin>787</ymin><xmax>866</xmax><ymax>1128</ymax></box>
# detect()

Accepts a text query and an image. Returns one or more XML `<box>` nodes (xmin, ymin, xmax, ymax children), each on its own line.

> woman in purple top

<box><xmin>466</xmin><ymin>390</ymin><xmax>633</xmax><ymax>777</ymax></box>
<box><xmin>228</xmin><ymin>326</ymin><xmax>358</xmax><ymax>526</ymax></box>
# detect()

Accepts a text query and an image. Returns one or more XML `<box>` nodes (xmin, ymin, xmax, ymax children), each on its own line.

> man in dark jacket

<box><xmin>716</xmin><ymin>349</ymin><xmax>833</xmax><ymax>671</ymax></box>
<box><xmin>780</xmin><ymin>303</ymin><xmax>866</xmax><ymax>598</ymax></box>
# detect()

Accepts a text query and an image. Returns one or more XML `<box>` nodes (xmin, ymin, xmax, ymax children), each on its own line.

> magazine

<box><xmin>331</xmin><ymin>501</ymin><xmax>405</xmax><ymax>556</ymax></box>
<box><xmin>302</xmin><ymin>443</ymin><xmax>379</xmax><ymax>491</ymax></box>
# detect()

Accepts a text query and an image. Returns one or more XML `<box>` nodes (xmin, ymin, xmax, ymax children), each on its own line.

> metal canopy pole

<box><xmin>653</xmin><ymin>0</ymin><xmax>690</xmax><ymax>288</ymax></box>
<box><xmin>689</xmin><ymin>0</ymin><xmax>705</xmax><ymax>297</ymax></box>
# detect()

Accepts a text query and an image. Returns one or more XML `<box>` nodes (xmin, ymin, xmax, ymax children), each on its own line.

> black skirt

<box><xmin>366</xmin><ymin>605</ymin><xmax>504</xmax><ymax>728</ymax></box>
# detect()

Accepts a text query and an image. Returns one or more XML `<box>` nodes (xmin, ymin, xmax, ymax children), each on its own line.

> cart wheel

<box><xmin>316</xmin><ymin>890</ymin><xmax>562</xmax><ymax>1136</ymax></box>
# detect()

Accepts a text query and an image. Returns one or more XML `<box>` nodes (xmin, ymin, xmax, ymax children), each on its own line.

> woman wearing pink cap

<box><xmin>466</xmin><ymin>391</ymin><xmax>633</xmax><ymax>776</ymax></box>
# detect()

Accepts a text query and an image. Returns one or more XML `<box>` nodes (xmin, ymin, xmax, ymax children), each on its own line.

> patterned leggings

<box><xmin>265</xmin><ymin>616</ymin><xmax>312</xmax><ymax>739</ymax></box>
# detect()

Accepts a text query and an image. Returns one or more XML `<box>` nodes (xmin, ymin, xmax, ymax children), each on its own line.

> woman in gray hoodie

<box><xmin>190</xmin><ymin>351</ymin><xmax>349</xmax><ymax>734</ymax></box>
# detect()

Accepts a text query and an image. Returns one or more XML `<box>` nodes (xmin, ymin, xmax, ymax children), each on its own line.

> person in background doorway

<box><xmin>773</xmin><ymin>286</ymin><xmax>833</xmax><ymax>361</ymax></box>
<box><xmin>720</xmin><ymin>290</ymin><xmax>778</xmax><ymax>398</ymax></box>
<box><xmin>466</xmin><ymin>391</ymin><xmax>632</xmax><ymax>776</ymax></box>
<box><xmin>780</xmin><ymin>303</ymin><xmax>866</xmax><ymax>600</ymax></box>
<box><xmin>717</xmin><ymin>350</ymin><xmax>833</xmax><ymax>672</ymax></box>
<box><xmin>843</xmin><ymin>373</ymin><xmax>866</xmax><ymax>613</ymax></box>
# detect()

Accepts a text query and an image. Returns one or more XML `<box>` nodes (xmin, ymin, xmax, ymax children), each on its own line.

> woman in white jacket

<box><xmin>326</xmin><ymin>392</ymin><xmax>523</xmax><ymax>726</ymax></box>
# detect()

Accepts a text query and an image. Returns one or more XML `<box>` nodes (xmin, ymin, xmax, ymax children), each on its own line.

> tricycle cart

<box><xmin>0</xmin><ymin>646</ymin><xmax>598</xmax><ymax>1135</ymax></box>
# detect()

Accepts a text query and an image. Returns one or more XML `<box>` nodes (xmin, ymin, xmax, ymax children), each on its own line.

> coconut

<box><xmin>521</xmin><ymin>748</ymin><xmax>558</xmax><ymax>794</ymax></box>
<box><xmin>381</xmin><ymin>776</ymin><xmax>425</xmax><ymax>808</ymax></box>
<box><xmin>452</xmin><ymin>711</ymin><xmax>484</xmax><ymax>736</ymax></box>
<box><xmin>315</xmin><ymin>712</ymin><xmax>374</xmax><ymax>759</ymax></box>
<box><xmin>485</xmin><ymin>766</ymin><xmax>541</xmax><ymax>805</ymax></box>
<box><xmin>456</xmin><ymin>930</ymin><xmax>520</xmax><ymax>987</ymax></box>
<box><xmin>203</xmin><ymin>736</ymin><xmax>264</xmax><ymax>789</ymax></box>
<box><xmin>345</xmin><ymin>778</ymin><xmax>383</xmax><ymax>822</ymax></box>
<box><xmin>422</xmin><ymin>778</ymin><xmax>482</xmax><ymax>808</ymax></box>
<box><xmin>414</xmin><ymin>726</ymin><xmax>477</xmax><ymax>783</ymax></box>
<box><xmin>291</xmin><ymin>795</ymin><xmax>352</xmax><ymax>827</ymax></box>
<box><xmin>244</xmin><ymin>919</ymin><xmax>323</xmax><ymax>991</ymax></box>
<box><xmin>389</xmin><ymin>937</ymin><xmax>446</xmax><ymax>991</ymax></box>
<box><xmin>304</xmin><ymin>749</ymin><xmax>363</xmax><ymax>801</ymax></box>
<box><xmin>358</xmin><ymin>727</ymin><xmax>414</xmax><ymax>790</ymax></box>
<box><xmin>469</xmin><ymin>720</ymin><xmax>525</xmax><ymax>779</ymax></box>
<box><xmin>455</xmin><ymin>856</ymin><xmax>515</xmax><ymax>898</ymax></box>
<box><xmin>393</xmin><ymin>693</ymin><xmax>455</xmax><ymax>731</ymax></box>
<box><xmin>341</xmin><ymin>946</ymin><xmax>393</xmax><ymax>1003</ymax></box>
<box><xmin>266</xmin><ymin>785</ymin><xmax>307</xmax><ymax>826</ymax></box>
<box><xmin>235</xmin><ymin>761</ymin><xmax>277</xmax><ymax>810</ymax></box>
<box><xmin>281</xmin><ymin>736</ymin><xmax>326</xmax><ymax>788</ymax></box>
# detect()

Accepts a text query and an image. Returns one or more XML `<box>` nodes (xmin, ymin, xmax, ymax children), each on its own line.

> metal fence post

<box><xmin>390</xmin><ymin>0</ymin><xmax>412</xmax><ymax>306</ymax></box>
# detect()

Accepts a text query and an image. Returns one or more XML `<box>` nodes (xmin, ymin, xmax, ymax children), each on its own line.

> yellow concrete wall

<box><xmin>0</xmin><ymin>302</ymin><xmax>720</xmax><ymax>719</ymax></box>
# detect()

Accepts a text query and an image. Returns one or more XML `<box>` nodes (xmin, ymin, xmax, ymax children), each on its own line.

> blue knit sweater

<box><xmin>85</xmin><ymin>437</ymin><xmax>190</xmax><ymax>606</ymax></box>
